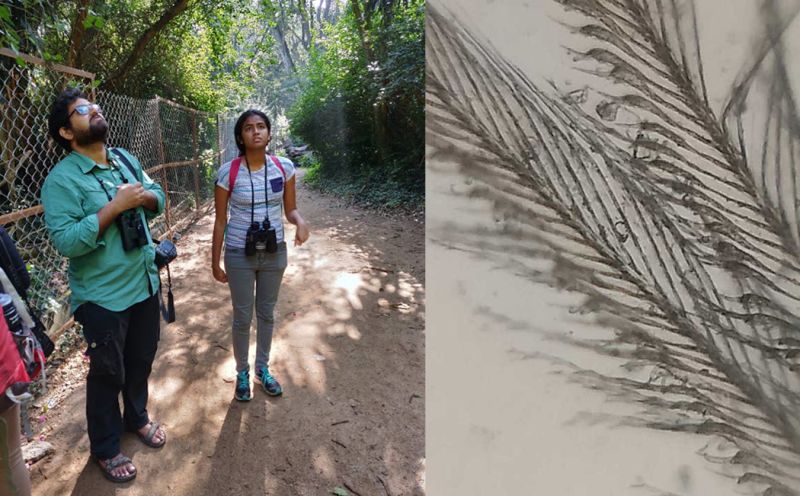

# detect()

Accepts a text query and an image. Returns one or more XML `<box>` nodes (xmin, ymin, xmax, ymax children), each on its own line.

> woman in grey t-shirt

<box><xmin>211</xmin><ymin>109</ymin><xmax>310</xmax><ymax>401</ymax></box>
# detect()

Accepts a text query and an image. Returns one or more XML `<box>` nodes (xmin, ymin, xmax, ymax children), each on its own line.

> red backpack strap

<box><xmin>228</xmin><ymin>157</ymin><xmax>242</xmax><ymax>196</ymax></box>
<box><xmin>268</xmin><ymin>155</ymin><xmax>286</xmax><ymax>179</ymax></box>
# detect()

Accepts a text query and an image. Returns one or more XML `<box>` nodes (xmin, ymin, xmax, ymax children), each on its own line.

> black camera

<box><xmin>118</xmin><ymin>210</ymin><xmax>149</xmax><ymax>251</ymax></box>
<box><xmin>154</xmin><ymin>239</ymin><xmax>178</xmax><ymax>269</ymax></box>
<box><xmin>244</xmin><ymin>219</ymin><xmax>278</xmax><ymax>255</ymax></box>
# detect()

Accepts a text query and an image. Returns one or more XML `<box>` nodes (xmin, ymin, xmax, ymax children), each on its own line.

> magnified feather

<box><xmin>428</xmin><ymin>1</ymin><xmax>800</xmax><ymax>493</ymax></box>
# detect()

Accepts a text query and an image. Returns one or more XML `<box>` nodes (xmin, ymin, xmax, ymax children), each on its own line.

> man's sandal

<box><xmin>95</xmin><ymin>454</ymin><xmax>136</xmax><ymax>483</ymax></box>
<box><xmin>136</xmin><ymin>421</ymin><xmax>166</xmax><ymax>448</ymax></box>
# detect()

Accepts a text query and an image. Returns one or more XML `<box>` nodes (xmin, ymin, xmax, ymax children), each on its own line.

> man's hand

<box><xmin>113</xmin><ymin>182</ymin><xmax>147</xmax><ymax>212</ymax></box>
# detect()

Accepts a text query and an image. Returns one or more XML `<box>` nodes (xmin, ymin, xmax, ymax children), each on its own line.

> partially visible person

<box><xmin>211</xmin><ymin>109</ymin><xmax>310</xmax><ymax>401</ymax></box>
<box><xmin>42</xmin><ymin>89</ymin><xmax>167</xmax><ymax>483</ymax></box>
<box><xmin>0</xmin><ymin>309</ymin><xmax>31</xmax><ymax>496</ymax></box>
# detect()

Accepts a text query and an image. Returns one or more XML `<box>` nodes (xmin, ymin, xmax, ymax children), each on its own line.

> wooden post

<box><xmin>161</xmin><ymin>167</ymin><xmax>171</xmax><ymax>231</ymax></box>
<box><xmin>217</xmin><ymin>113</ymin><xmax>223</xmax><ymax>167</ymax></box>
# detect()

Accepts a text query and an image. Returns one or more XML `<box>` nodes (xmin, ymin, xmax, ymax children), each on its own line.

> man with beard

<box><xmin>41</xmin><ymin>89</ymin><xmax>167</xmax><ymax>483</ymax></box>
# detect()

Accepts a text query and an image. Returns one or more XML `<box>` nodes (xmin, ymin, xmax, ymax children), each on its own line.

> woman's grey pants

<box><xmin>224</xmin><ymin>243</ymin><xmax>288</xmax><ymax>373</ymax></box>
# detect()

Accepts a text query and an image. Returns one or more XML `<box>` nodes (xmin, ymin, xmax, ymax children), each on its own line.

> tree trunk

<box><xmin>66</xmin><ymin>0</ymin><xmax>92</xmax><ymax>68</ymax></box>
<box><xmin>381</xmin><ymin>0</ymin><xmax>394</xmax><ymax>28</ymax></box>
<box><xmin>273</xmin><ymin>25</ymin><xmax>296</xmax><ymax>73</ymax></box>
<box><xmin>348</xmin><ymin>0</ymin><xmax>374</xmax><ymax>63</ymax></box>
<box><xmin>297</xmin><ymin>0</ymin><xmax>312</xmax><ymax>49</ymax></box>
<box><xmin>273</xmin><ymin>0</ymin><xmax>296</xmax><ymax>74</ymax></box>
<box><xmin>323</xmin><ymin>0</ymin><xmax>334</xmax><ymax>22</ymax></box>
<box><xmin>349</xmin><ymin>1</ymin><xmax>389</xmax><ymax>165</ymax></box>
<box><xmin>102</xmin><ymin>0</ymin><xmax>192</xmax><ymax>90</ymax></box>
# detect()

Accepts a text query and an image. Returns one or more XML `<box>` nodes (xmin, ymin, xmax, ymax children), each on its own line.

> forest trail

<box><xmin>29</xmin><ymin>170</ymin><xmax>426</xmax><ymax>496</ymax></box>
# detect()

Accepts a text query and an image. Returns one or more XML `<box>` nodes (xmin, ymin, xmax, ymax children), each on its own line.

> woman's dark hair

<box><xmin>48</xmin><ymin>88</ymin><xmax>87</xmax><ymax>151</ymax></box>
<box><xmin>233</xmin><ymin>109</ymin><xmax>271</xmax><ymax>156</ymax></box>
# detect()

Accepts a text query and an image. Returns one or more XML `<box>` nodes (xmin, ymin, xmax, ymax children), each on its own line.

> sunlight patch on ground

<box><xmin>280</xmin><ymin>339</ymin><xmax>328</xmax><ymax>394</ymax></box>
<box><xmin>150</xmin><ymin>376</ymin><xmax>185</xmax><ymax>401</ymax></box>
<box><xmin>287</xmin><ymin>308</ymin><xmax>329</xmax><ymax>333</ymax></box>
<box><xmin>311</xmin><ymin>446</ymin><xmax>337</xmax><ymax>479</ymax></box>
<box><xmin>397</xmin><ymin>273</ymin><xmax>420</xmax><ymax>300</ymax></box>
<box><xmin>262</xmin><ymin>477</ymin><xmax>279</xmax><ymax>495</ymax></box>
<box><xmin>311</xmin><ymin>255</ymin><xmax>330</xmax><ymax>269</ymax></box>
<box><xmin>383</xmin><ymin>443</ymin><xmax>410</xmax><ymax>491</ymax></box>
<box><xmin>191</xmin><ymin>341</ymin><xmax>216</xmax><ymax>355</ymax></box>
<box><xmin>324</xmin><ymin>321</ymin><xmax>362</xmax><ymax>340</ymax></box>
<box><xmin>157</xmin><ymin>346</ymin><xmax>197</xmax><ymax>367</ymax></box>
<box><xmin>416</xmin><ymin>457</ymin><xmax>426</xmax><ymax>492</ymax></box>
<box><xmin>215</xmin><ymin>355</ymin><xmax>238</xmax><ymax>379</ymax></box>
<box><xmin>377</xmin><ymin>297</ymin><xmax>415</xmax><ymax>315</ymax></box>
<box><xmin>334</xmin><ymin>272</ymin><xmax>365</xmax><ymax>310</ymax></box>
<box><xmin>182</xmin><ymin>311</ymin><xmax>217</xmax><ymax>326</ymax></box>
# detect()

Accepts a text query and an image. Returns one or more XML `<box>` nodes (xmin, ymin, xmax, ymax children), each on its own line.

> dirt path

<box><xmin>29</xmin><ymin>171</ymin><xmax>425</xmax><ymax>496</ymax></box>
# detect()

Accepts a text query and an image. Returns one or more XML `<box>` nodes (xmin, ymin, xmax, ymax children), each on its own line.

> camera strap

<box><xmin>158</xmin><ymin>266</ymin><xmax>175</xmax><ymax>324</ymax></box>
<box><xmin>108</xmin><ymin>148</ymin><xmax>159</xmax><ymax>239</ymax></box>
<box><xmin>91</xmin><ymin>174</ymin><xmax>113</xmax><ymax>202</ymax></box>
<box><xmin>89</xmin><ymin>149</ymin><xmax>134</xmax><ymax>201</ymax></box>
<box><xmin>106</xmin><ymin>149</ymin><xmax>162</xmax><ymax>297</ymax></box>
<box><xmin>244</xmin><ymin>159</ymin><xmax>271</xmax><ymax>224</ymax></box>
<box><xmin>109</xmin><ymin>148</ymin><xmax>142</xmax><ymax>182</ymax></box>
<box><xmin>90</xmin><ymin>166</ymin><xmax>127</xmax><ymax>202</ymax></box>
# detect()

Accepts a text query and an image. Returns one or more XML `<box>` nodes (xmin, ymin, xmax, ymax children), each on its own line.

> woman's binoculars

<box><xmin>245</xmin><ymin>220</ymin><xmax>277</xmax><ymax>255</ymax></box>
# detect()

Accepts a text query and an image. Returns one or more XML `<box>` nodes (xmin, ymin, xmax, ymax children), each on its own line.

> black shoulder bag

<box><xmin>0</xmin><ymin>227</ymin><xmax>55</xmax><ymax>356</ymax></box>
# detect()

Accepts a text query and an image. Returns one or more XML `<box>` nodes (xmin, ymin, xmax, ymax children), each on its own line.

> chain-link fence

<box><xmin>0</xmin><ymin>51</ymin><xmax>226</xmax><ymax>337</ymax></box>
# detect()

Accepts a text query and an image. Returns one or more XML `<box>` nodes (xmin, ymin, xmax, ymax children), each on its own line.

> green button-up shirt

<box><xmin>41</xmin><ymin>148</ymin><xmax>166</xmax><ymax>313</ymax></box>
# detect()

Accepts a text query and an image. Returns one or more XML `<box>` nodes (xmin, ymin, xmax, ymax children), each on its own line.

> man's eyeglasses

<box><xmin>68</xmin><ymin>103</ymin><xmax>102</xmax><ymax>118</ymax></box>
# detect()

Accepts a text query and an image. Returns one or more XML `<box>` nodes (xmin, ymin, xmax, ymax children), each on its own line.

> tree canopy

<box><xmin>1</xmin><ymin>0</ymin><xmax>424</xmax><ymax>206</ymax></box>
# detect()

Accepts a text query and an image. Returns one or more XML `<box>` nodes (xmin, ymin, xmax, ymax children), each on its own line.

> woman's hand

<box><xmin>212</xmin><ymin>185</ymin><xmax>230</xmax><ymax>284</ymax></box>
<box><xmin>212</xmin><ymin>265</ymin><xmax>228</xmax><ymax>283</ymax></box>
<box><xmin>294</xmin><ymin>222</ymin><xmax>310</xmax><ymax>247</ymax></box>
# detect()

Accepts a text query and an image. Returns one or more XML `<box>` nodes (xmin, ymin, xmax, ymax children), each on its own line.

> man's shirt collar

<box><xmin>69</xmin><ymin>148</ymin><xmax>114</xmax><ymax>174</ymax></box>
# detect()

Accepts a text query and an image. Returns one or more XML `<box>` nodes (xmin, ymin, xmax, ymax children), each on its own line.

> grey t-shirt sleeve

<box><xmin>276</xmin><ymin>156</ymin><xmax>296</xmax><ymax>181</ymax></box>
<box><xmin>216</xmin><ymin>161</ymin><xmax>232</xmax><ymax>191</ymax></box>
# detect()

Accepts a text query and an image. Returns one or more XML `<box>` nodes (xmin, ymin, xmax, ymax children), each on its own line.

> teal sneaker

<box><xmin>255</xmin><ymin>366</ymin><xmax>282</xmax><ymax>396</ymax></box>
<box><xmin>234</xmin><ymin>369</ymin><xmax>251</xmax><ymax>401</ymax></box>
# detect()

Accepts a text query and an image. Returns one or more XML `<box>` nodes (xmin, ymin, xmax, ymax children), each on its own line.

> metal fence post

<box><xmin>192</xmin><ymin>112</ymin><xmax>200</xmax><ymax>214</ymax></box>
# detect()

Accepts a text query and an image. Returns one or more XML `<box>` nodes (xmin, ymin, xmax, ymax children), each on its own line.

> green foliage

<box><xmin>298</xmin><ymin>153</ymin><xmax>322</xmax><ymax>186</ymax></box>
<box><xmin>300</xmin><ymin>150</ymin><xmax>422</xmax><ymax>211</ymax></box>
<box><xmin>2</xmin><ymin>0</ymin><xmax>423</xmax><ymax>205</ymax></box>
<box><xmin>74</xmin><ymin>0</ymin><xmax>268</xmax><ymax>111</ymax></box>
<box><xmin>288</xmin><ymin>0</ymin><xmax>424</xmax><ymax>208</ymax></box>
<box><xmin>0</xmin><ymin>0</ymin><xmax>60</xmax><ymax>56</ymax></box>
<box><xmin>1</xmin><ymin>0</ymin><xmax>284</xmax><ymax>112</ymax></box>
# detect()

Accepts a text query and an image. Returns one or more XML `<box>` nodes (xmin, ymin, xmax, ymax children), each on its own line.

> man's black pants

<box><xmin>74</xmin><ymin>294</ymin><xmax>160</xmax><ymax>460</ymax></box>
